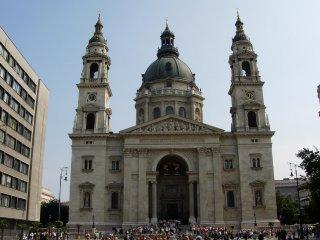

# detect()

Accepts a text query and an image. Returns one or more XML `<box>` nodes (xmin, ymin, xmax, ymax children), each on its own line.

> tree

<box><xmin>297</xmin><ymin>147</ymin><xmax>320</xmax><ymax>223</ymax></box>
<box><xmin>40</xmin><ymin>200</ymin><xmax>68</xmax><ymax>227</ymax></box>
<box><xmin>0</xmin><ymin>219</ymin><xmax>8</xmax><ymax>240</ymax></box>
<box><xmin>31</xmin><ymin>222</ymin><xmax>42</xmax><ymax>240</ymax></box>
<box><xmin>276</xmin><ymin>191</ymin><xmax>299</xmax><ymax>225</ymax></box>
<box><xmin>54</xmin><ymin>221</ymin><xmax>63</xmax><ymax>240</ymax></box>
<box><xmin>17</xmin><ymin>223</ymin><xmax>28</xmax><ymax>240</ymax></box>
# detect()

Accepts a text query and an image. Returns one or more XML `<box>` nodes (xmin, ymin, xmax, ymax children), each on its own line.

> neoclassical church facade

<box><xmin>68</xmin><ymin>15</ymin><xmax>278</xmax><ymax>230</ymax></box>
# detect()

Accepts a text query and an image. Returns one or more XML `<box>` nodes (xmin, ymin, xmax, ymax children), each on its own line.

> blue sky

<box><xmin>0</xmin><ymin>1</ymin><xmax>319</xmax><ymax>201</ymax></box>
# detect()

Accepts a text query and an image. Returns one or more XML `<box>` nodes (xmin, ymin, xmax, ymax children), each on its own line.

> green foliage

<box><xmin>0</xmin><ymin>219</ymin><xmax>8</xmax><ymax>229</ymax></box>
<box><xmin>0</xmin><ymin>219</ymin><xmax>8</xmax><ymax>240</ymax></box>
<box><xmin>54</xmin><ymin>221</ymin><xmax>63</xmax><ymax>229</ymax></box>
<box><xmin>40</xmin><ymin>200</ymin><xmax>68</xmax><ymax>227</ymax></box>
<box><xmin>276</xmin><ymin>191</ymin><xmax>299</xmax><ymax>225</ymax></box>
<box><xmin>297</xmin><ymin>147</ymin><xmax>320</xmax><ymax>223</ymax></box>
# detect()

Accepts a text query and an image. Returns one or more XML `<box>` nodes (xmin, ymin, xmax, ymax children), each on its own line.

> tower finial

<box><xmin>165</xmin><ymin>17</ymin><xmax>169</xmax><ymax>29</ymax></box>
<box><xmin>236</xmin><ymin>8</ymin><xmax>240</xmax><ymax>20</ymax></box>
<box><xmin>98</xmin><ymin>10</ymin><xmax>101</xmax><ymax>20</ymax></box>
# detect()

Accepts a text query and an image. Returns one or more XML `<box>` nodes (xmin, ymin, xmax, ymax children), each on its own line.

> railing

<box><xmin>136</xmin><ymin>88</ymin><xmax>202</xmax><ymax>98</ymax></box>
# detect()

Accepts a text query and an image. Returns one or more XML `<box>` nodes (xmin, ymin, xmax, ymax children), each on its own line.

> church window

<box><xmin>248</xmin><ymin>111</ymin><xmax>257</xmax><ymax>127</ymax></box>
<box><xmin>165</xmin><ymin>106</ymin><xmax>174</xmax><ymax>115</ymax></box>
<box><xmin>86</xmin><ymin>113</ymin><xmax>95</xmax><ymax>130</ymax></box>
<box><xmin>224</xmin><ymin>159</ymin><xmax>233</xmax><ymax>170</ymax></box>
<box><xmin>227</xmin><ymin>191</ymin><xmax>235</xmax><ymax>208</ymax></box>
<box><xmin>179</xmin><ymin>107</ymin><xmax>186</xmax><ymax>118</ymax></box>
<box><xmin>241</xmin><ymin>61</ymin><xmax>251</xmax><ymax>76</ymax></box>
<box><xmin>84</xmin><ymin>159</ymin><xmax>92</xmax><ymax>170</ymax></box>
<box><xmin>90</xmin><ymin>63</ymin><xmax>99</xmax><ymax>79</ymax></box>
<box><xmin>165</xmin><ymin>81</ymin><xmax>172</xmax><ymax>88</ymax></box>
<box><xmin>254</xmin><ymin>189</ymin><xmax>263</xmax><ymax>207</ymax></box>
<box><xmin>111</xmin><ymin>192</ymin><xmax>119</xmax><ymax>209</ymax></box>
<box><xmin>153</xmin><ymin>107</ymin><xmax>161</xmax><ymax>119</ymax></box>
<box><xmin>252</xmin><ymin>157</ymin><xmax>261</xmax><ymax>168</ymax></box>
<box><xmin>111</xmin><ymin>161</ymin><xmax>120</xmax><ymax>171</ymax></box>
<box><xmin>83</xmin><ymin>191</ymin><xmax>91</xmax><ymax>208</ymax></box>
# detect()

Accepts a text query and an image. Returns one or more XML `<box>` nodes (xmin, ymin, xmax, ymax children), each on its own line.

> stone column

<box><xmin>138</xmin><ymin>149</ymin><xmax>149</xmax><ymax>224</ymax></box>
<box><xmin>151</xmin><ymin>181</ymin><xmax>157</xmax><ymax>223</ymax></box>
<box><xmin>189</xmin><ymin>181</ymin><xmax>196</xmax><ymax>223</ymax></box>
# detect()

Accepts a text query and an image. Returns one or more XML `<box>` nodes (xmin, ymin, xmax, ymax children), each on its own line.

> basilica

<box><xmin>68</xmin><ymin>15</ymin><xmax>278</xmax><ymax>230</ymax></box>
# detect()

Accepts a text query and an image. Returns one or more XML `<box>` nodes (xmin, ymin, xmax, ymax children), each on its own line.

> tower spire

<box><xmin>232</xmin><ymin>10</ymin><xmax>249</xmax><ymax>43</ymax></box>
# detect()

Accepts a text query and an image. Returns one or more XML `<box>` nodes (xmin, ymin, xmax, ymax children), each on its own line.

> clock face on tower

<box><xmin>87</xmin><ymin>93</ymin><xmax>97</xmax><ymax>102</ymax></box>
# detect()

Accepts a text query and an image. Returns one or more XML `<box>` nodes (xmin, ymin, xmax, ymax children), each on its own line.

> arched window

<box><xmin>165</xmin><ymin>106</ymin><xmax>174</xmax><ymax>115</ymax></box>
<box><xmin>227</xmin><ymin>191</ymin><xmax>235</xmax><ymax>208</ymax></box>
<box><xmin>195</xmin><ymin>108</ymin><xmax>201</xmax><ymax>121</ymax></box>
<box><xmin>90</xmin><ymin>63</ymin><xmax>99</xmax><ymax>79</ymax></box>
<box><xmin>241</xmin><ymin>61</ymin><xmax>251</xmax><ymax>77</ymax></box>
<box><xmin>83</xmin><ymin>192</ymin><xmax>91</xmax><ymax>208</ymax></box>
<box><xmin>86</xmin><ymin>113</ymin><xmax>95</xmax><ymax>130</ymax></box>
<box><xmin>248</xmin><ymin>111</ymin><xmax>257</xmax><ymax>127</ymax></box>
<box><xmin>138</xmin><ymin>108</ymin><xmax>144</xmax><ymax>124</ymax></box>
<box><xmin>111</xmin><ymin>192</ymin><xmax>119</xmax><ymax>209</ymax></box>
<box><xmin>153</xmin><ymin>107</ymin><xmax>161</xmax><ymax>119</ymax></box>
<box><xmin>179</xmin><ymin>107</ymin><xmax>186</xmax><ymax>118</ymax></box>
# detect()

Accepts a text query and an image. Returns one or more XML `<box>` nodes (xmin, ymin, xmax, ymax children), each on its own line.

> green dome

<box><xmin>89</xmin><ymin>34</ymin><xmax>106</xmax><ymax>44</ymax></box>
<box><xmin>142</xmin><ymin>55</ymin><xmax>194</xmax><ymax>83</ymax></box>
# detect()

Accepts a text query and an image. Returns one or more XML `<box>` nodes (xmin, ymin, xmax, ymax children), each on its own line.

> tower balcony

<box><xmin>136</xmin><ymin>88</ymin><xmax>202</xmax><ymax>98</ymax></box>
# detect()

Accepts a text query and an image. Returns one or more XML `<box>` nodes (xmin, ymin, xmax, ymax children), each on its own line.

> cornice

<box><xmin>228</xmin><ymin>81</ymin><xmax>264</xmax><ymax>95</ymax></box>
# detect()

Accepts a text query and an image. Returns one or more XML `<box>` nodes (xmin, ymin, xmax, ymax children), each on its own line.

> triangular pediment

<box><xmin>120</xmin><ymin>115</ymin><xmax>224</xmax><ymax>134</ymax></box>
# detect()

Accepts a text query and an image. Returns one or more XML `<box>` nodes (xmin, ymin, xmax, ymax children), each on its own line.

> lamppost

<box><xmin>254</xmin><ymin>211</ymin><xmax>257</xmax><ymax>229</ymax></box>
<box><xmin>58</xmin><ymin>167</ymin><xmax>68</xmax><ymax>222</ymax></box>
<box><xmin>92</xmin><ymin>213</ymin><xmax>95</xmax><ymax>236</ymax></box>
<box><xmin>289</xmin><ymin>162</ymin><xmax>304</xmax><ymax>239</ymax></box>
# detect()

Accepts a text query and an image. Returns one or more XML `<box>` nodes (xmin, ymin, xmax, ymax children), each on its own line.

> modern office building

<box><xmin>0</xmin><ymin>26</ymin><xmax>49</xmax><ymax>226</ymax></box>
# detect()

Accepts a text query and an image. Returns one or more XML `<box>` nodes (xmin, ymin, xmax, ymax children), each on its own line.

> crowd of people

<box><xmin>19</xmin><ymin>221</ymin><xmax>320</xmax><ymax>240</ymax></box>
<box><xmin>84</xmin><ymin>221</ymin><xmax>319</xmax><ymax>240</ymax></box>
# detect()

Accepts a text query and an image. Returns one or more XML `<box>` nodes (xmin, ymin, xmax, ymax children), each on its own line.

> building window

<box><xmin>227</xmin><ymin>191</ymin><xmax>235</xmax><ymax>208</ymax></box>
<box><xmin>178</xmin><ymin>107</ymin><xmax>186</xmax><ymax>118</ymax></box>
<box><xmin>153</xmin><ymin>107</ymin><xmax>161</xmax><ymax>119</ymax></box>
<box><xmin>254</xmin><ymin>189</ymin><xmax>263</xmax><ymax>207</ymax></box>
<box><xmin>0</xmin><ymin>130</ymin><xmax>5</xmax><ymax>143</ymax></box>
<box><xmin>86</xmin><ymin>113</ymin><xmax>95</xmax><ymax>130</ymax></box>
<box><xmin>84</xmin><ymin>159</ymin><xmax>93</xmax><ymax>170</ymax></box>
<box><xmin>165</xmin><ymin>81</ymin><xmax>172</xmax><ymax>88</ymax></box>
<box><xmin>83</xmin><ymin>191</ymin><xmax>91</xmax><ymax>208</ymax></box>
<box><xmin>248</xmin><ymin>111</ymin><xmax>257</xmax><ymax>127</ymax></box>
<box><xmin>251</xmin><ymin>155</ymin><xmax>261</xmax><ymax>168</ymax></box>
<box><xmin>111</xmin><ymin>161</ymin><xmax>120</xmax><ymax>171</ymax></box>
<box><xmin>0</xmin><ymin>194</ymin><xmax>10</xmax><ymax>207</ymax></box>
<box><xmin>165</xmin><ymin>106</ymin><xmax>174</xmax><ymax>115</ymax></box>
<box><xmin>111</xmin><ymin>192</ymin><xmax>119</xmax><ymax>209</ymax></box>
<box><xmin>90</xmin><ymin>63</ymin><xmax>99</xmax><ymax>79</ymax></box>
<box><xmin>224</xmin><ymin>159</ymin><xmax>234</xmax><ymax>170</ymax></box>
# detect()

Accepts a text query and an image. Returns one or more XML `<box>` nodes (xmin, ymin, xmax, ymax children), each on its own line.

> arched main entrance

<box><xmin>156</xmin><ymin>155</ymin><xmax>189</xmax><ymax>224</ymax></box>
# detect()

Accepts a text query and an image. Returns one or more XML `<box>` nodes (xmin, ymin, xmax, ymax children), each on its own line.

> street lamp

<box><xmin>254</xmin><ymin>211</ymin><xmax>257</xmax><ymax>228</ymax></box>
<box><xmin>58</xmin><ymin>166</ymin><xmax>68</xmax><ymax>222</ymax></box>
<box><xmin>289</xmin><ymin>162</ymin><xmax>304</xmax><ymax>239</ymax></box>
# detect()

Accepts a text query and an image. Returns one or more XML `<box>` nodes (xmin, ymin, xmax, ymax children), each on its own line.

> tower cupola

<box><xmin>157</xmin><ymin>20</ymin><xmax>179</xmax><ymax>58</ymax></box>
<box><xmin>89</xmin><ymin>14</ymin><xmax>107</xmax><ymax>45</ymax></box>
<box><xmin>232</xmin><ymin>12</ymin><xmax>250</xmax><ymax>43</ymax></box>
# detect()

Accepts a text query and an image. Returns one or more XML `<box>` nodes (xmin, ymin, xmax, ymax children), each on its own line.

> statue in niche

<box><xmin>254</xmin><ymin>190</ymin><xmax>263</xmax><ymax>206</ymax></box>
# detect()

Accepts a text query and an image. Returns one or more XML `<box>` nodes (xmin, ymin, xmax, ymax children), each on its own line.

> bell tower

<box><xmin>228</xmin><ymin>13</ymin><xmax>270</xmax><ymax>132</ymax></box>
<box><xmin>73</xmin><ymin>15</ymin><xmax>112</xmax><ymax>134</ymax></box>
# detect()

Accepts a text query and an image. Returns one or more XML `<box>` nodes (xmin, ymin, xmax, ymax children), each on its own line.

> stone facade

<box><xmin>69</xmin><ymin>15</ymin><xmax>279</xmax><ymax>231</ymax></box>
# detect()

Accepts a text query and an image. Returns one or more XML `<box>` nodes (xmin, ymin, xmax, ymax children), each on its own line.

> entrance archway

<box><xmin>156</xmin><ymin>155</ymin><xmax>189</xmax><ymax>224</ymax></box>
